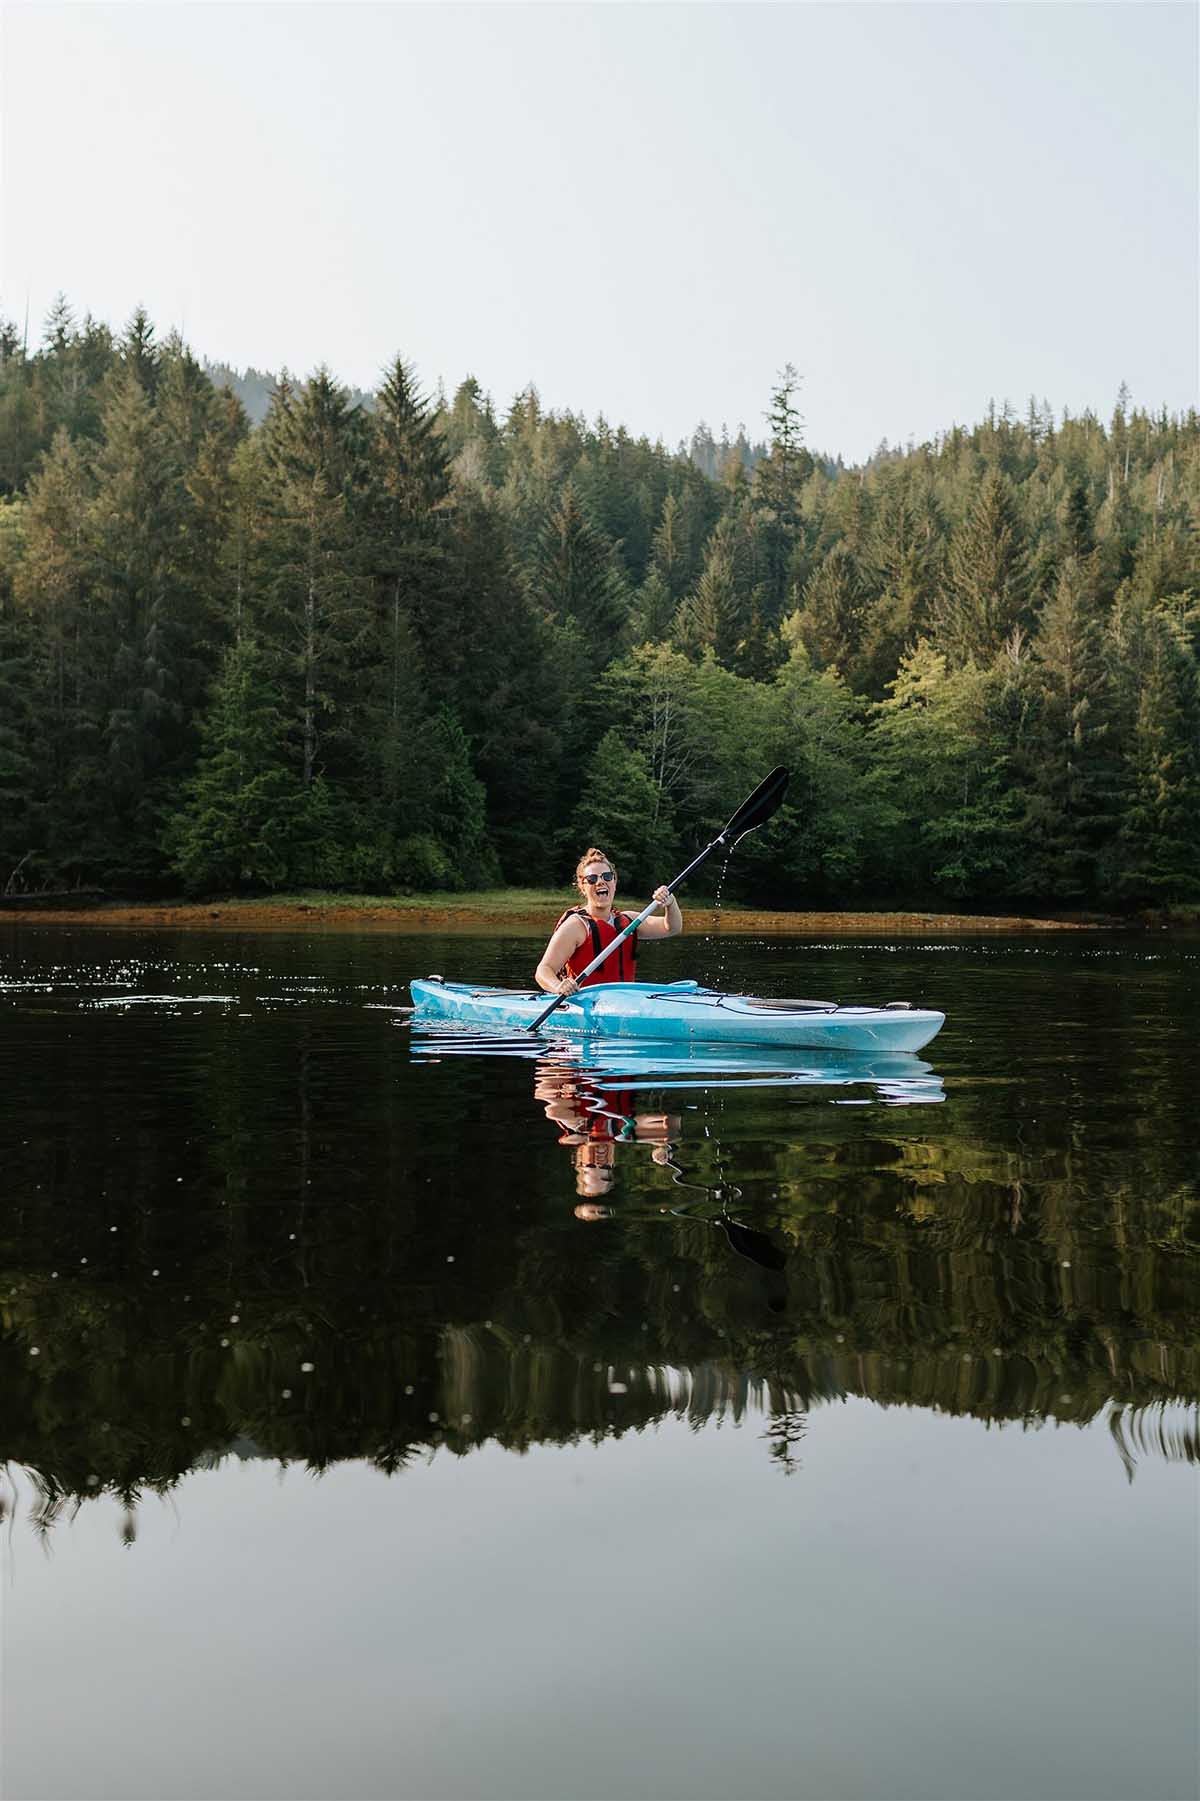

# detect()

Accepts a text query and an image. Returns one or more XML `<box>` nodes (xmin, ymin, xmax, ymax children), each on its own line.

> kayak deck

<box><xmin>410</xmin><ymin>977</ymin><xmax>945</xmax><ymax>1054</ymax></box>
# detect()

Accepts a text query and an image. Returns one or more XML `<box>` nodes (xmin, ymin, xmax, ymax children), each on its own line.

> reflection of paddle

<box><xmin>661</xmin><ymin>1166</ymin><xmax>789</xmax><ymax>1280</ymax></box>
<box><xmin>719</xmin><ymin>1213</ymin><xmax>787</xmax><ymax>1273</ymax></box>
<box><xmin>527</xmin><ymin>765</ymin><xmax>790</xmax><ymax>1033</ymax></box>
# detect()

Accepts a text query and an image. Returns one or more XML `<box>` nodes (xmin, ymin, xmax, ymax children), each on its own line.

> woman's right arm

<box><xmin>535</xmin><ymin>918</ymin><xmax>587</xmax><ymax>995</ymax></box>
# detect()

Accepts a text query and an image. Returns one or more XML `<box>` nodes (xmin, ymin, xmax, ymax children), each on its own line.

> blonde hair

<box><xmin>574</xmin><ymin>847</ymin><xmax>618</xmax><ymax>891</ymax></box>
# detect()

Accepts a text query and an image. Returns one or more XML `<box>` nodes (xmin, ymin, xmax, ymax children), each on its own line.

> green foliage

<box><xmin>1</xmin><ymin>297</ymin><xmax>1198</xmax><ymax>907</ymax></box>
<box><xmin>165</xmin><ymin>639</ymin><xmax>305</xmax><ymax>892</ymax></box>
<box><xmin>567</xmin><ymin>729</ymin><xmax>666</xmax><ymax>887</ymax></box>
<box><xmin>765</xmin><ymin>630</ymin><xmax>873</xmax><ymax>895</ymax></box>
<box><xmin>1016</xmin><ymin>558</ymin><xmax>1121</xmax><ymax>899</ymax></box>
<box><xmin>934</xmin><ymin>470</ymin><xmax>1033</xmax><ymax>667</ymax></box>
<box><xmin>534</xmin><ymin>481</ymin><xmax>628</xmax><ymax>655</ymax></box>
<box><xmin>869</xmin><ymin>641</ymin><xmax>1020</xmax><ymax>898</ymax></box>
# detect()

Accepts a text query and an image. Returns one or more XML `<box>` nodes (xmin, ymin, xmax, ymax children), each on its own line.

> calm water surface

<box><xmin>1</xmin><ymin>924</ymin><xmax>1197</xmax><ymax>1801</ymax></box>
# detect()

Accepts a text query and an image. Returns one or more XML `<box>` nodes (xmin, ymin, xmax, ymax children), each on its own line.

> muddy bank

<box><xmin>0</xmin><ymin>900</ymin><xmax>1114</xmax><ymax>934</ymax></box>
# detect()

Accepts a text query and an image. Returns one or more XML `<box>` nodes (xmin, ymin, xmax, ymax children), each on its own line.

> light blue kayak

<box><xmin>409</xmin><ymin>977</ymin><xmax>945</xmax><ymax>1055</ymax></box>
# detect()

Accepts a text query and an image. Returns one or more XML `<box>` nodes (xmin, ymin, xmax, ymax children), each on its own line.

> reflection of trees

<box><xmin>1</xmin><ymin>976</ymin><xmax>1198</xmax><ymax>1518</ymax></box>
<box><xmin>2</xmin><ymin>1144</ymin><xmax>1197</xmax><ymax>1519</ymax></box>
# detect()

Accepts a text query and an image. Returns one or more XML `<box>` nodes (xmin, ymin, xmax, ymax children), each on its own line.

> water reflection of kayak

<box><xmin>410</xmin><ymin>977</ymin><xmax>945</xmax><ymax>1055</ymax></box>
<box><xmin>410</xmin><ymin>1019</ymin><xmax>944</xmax><ymax>1104</ymax></box>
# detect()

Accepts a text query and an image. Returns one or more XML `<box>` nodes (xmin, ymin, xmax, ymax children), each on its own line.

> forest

<box><xmin>1</xmin><ymin>298</ymin><xmax>1197</xmax><ymax>907</ymax></box>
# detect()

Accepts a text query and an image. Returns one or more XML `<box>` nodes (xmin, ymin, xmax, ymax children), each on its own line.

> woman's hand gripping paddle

<box><xmin>527</xmin><ymin>765</ymin><xmax>790</xmax><ymax>1034</ymax></box>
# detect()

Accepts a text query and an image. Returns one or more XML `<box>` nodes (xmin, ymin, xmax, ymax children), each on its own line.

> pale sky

<box><xmin>3</xmin><ymin>1</ymin><xmax>1196</xmax><ymax>462</ymax></box>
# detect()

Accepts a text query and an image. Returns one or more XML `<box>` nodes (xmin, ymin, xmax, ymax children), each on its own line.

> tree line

<box><xmin>1</xmin><ymin>299</ymin><xmax>1197</xmax><ymax>905</ymax></box>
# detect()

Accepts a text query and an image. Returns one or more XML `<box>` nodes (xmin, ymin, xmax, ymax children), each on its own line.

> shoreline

<box><xmin>0</xmin><ymin>898</ymin><xmax>1124</xmax><ymax>934</ymax></box>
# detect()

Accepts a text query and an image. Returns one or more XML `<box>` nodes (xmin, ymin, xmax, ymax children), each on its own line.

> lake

<box><xmin>1</xmin><ymin>923</ymin><xmax>1197</xmax><ymax>1801</ymax></box>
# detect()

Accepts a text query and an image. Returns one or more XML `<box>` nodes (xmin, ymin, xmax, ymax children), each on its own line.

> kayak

<box><xmin>409</xmin><ymin>977</ymin><xmax>945</xmax><ymax>1055</ymax></box>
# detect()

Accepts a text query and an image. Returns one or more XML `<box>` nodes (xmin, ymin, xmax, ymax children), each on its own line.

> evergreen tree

<box><xmin>442</xmin><ymin>375</ymin><xmax>501</xmax><ymax>479</ymax></box>
<box><xmin>0</xmin><ymin>322</ymin><xmax>36</xmax><ymax>495</ymax></box>
<box><xmin>934</xmin><ymin>470</ymin><xmax>1032</xmax><ymax>666</ymax></box>
<box><xmin>0</xmin><ymin>517</ymin><xmax>37</xmax><ymax>887</ymax></box>
<box><xmin>648</xmin><ymin>492</ymin><xmax>689</xmax><ymax>607</ymax></box>
<box><xmin>442</xmin><ymin>489</ymin><xmax>564</xmax><ymax>877</ymax></box>
<box><xmin>1018</xmin><ymin>557</ymin><xmax>1119</xmax><ymax>899</ymax></box>
<box><xmin>765</xmin><ymin>626</ymin><xmax>872</xmax><ymax>896</ymax></box>
<box><xmin>672</xmin><ymin>515</ymin><xmax>741</xmax><ymax>666</ymax></box>
<box><xmin>76</xmin><ymin>367</ymin><xmax>194</xmax><ymax>878</ymax></box>
<box><xmin>534</xmin><ymin>482</ymin><xmax>627</xmax><ymax>654</ymax></box>
<box><xmin>869</xmin><ymin>640</ymin><xmax>1018</xmax><ymax>898</ymax></box>
<box><xmin>1060</xmin><ymin>479</ymin><xmax>1095</xmax><ymax>563</ymax></box>
<box><xmin>753</xmin><ymin>363</ymin><xmax>812</xmax><ymax>620</ymax></box>
<box><xmin>257</xmin><ymin>370</ymin><xmax>374</xmax><ymax>790</ymax></box>
<box><xmin>375</xmin><ymin>355</ymin><xmax>451</xmax><ymax>521</ymax></box>
<box><xmin>165</xmin><ymin>638</ymin><xmax>306</xmax><ymax>892</ymax></box>
<box><xmin>365</xmin><ymin>353</ymin><xmax>456</xmax><ymax>839</ymax></box>
<box><xmin>122</xmin><ymin>305</ymin><xmax>159</xmax><ymax>397</ymax></box>
<box><xmin>567</xmin><ymin>729</ymin><xmax>666</xmax><ymax>887</ymax></box>
<box><xmin>791</xmin><ymin>545</ymin><xmax>866</xmax><ymax>682</ymax></box>
<box><xmin>12</xmin><ymin>428</ymin><xmax>94</xmax><ymax>865</ymax></box>
<box><xmin>1107</xmin><ymin>600</ymin><xmax>1200</xmax><ymax>901</ymax></box>
<box><xmin>857</xmin><ymin>471</ymin><xmax>939</xmax><ymax>696</ymax></box>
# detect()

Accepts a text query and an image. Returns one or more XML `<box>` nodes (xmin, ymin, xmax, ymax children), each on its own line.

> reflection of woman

<box><xmin>534</xmin><ymin>1063</ymin><xmax>678</xmax><ymax>1216</ymax></box>
<box><xmin>534</xmin><ymin>848</ymin><xmax>682</xmax><ymax>998</ymax></box>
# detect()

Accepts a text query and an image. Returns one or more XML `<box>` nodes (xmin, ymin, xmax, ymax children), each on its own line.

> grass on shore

<box><xmin>241</xmin><ymin>887</ymin><xmax>602</xmax><ymax>913</ymax></box>
<box><xmin>7</xmin><ymin>887</ymin><xmax>1197</xmax><ymax>930</ymax></box>
<box><xmin>234</xmin><ymin>889</ymin><xmax>1200</xmax><ymax>925</ymax></box>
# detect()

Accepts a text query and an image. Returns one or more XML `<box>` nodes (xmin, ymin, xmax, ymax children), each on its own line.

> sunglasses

<box><xmin>582</xmin><ymin>870</ymin><xmax>615</xmax><ymax>885</ymax></box>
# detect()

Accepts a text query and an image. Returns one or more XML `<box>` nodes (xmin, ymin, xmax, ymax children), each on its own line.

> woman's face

<box><xmin>578</xmin><ymin>859</ymin><xmax>616</xmax><ymax>907</ymax></box>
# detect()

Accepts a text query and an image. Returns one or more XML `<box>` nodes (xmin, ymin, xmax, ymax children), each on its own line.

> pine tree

<box><xmin>1018</xmin><ymin>558</ymin><xmax>1118</xmax><ymax>898</ymax></box>
<box><xmin>122</xmin><ymin>305</ymin><xmax>159</xmax><ymax>397</ymax></box>
<box><xmin>375</xmin><ymin>355</ymin><xmax>451</xmax><ymax>522</ymax></box>
<box><xmin>1107</xmin><ymin>600</ymin><xmax>1200</xmax><ymax>901</ymax></box>
<box><xmin>1060</xmin><ymin>479</ymin><xmax>1095</xmax><ymax>562</ymax></box>
<box><xmin>165</xmin><ymin>637</ymin><xmax>305</xmax><ymax>892</ymax></box>
<box><xmin>791</xmin><ymin>545</ymin><xmax>866</xmax><ymax>682</ymax></box>
<box><xmin>858</xmin><ymin>471</ymin><xmax>939</xmax><ymax>696</ymax></box>
<box><xmin>649</xmin><ymin>491</ymin><xmax>689</xmax><ymax>605</ymax></box>
<box><xmin>0</xmin><ymin>321</ymin><xmax>36</xmax><ymax>494</ymax></box>
<box><xmin>12</xmin><ymin>430</ymin><xmax>94</xmax><ymax>828</ymax></box>
<box><xmin>672</xmin><ymin>515</ymin><xmax>741</xmax><ymax>666</ymax></box>
<box><xmin>753</xmin><ymin>364</ymin><xmax>813</xmax><ymax>620</ymax></box>
<box><xmin>767</xmin><ymin>628</ymin><xmax>872</xmax><ymax>895</ymax></box>
<box><xmin>442</xmin><ymin>489</ymin><xmax>564</xmax><ymax>875</ymax></box>
<box><xmin>82</xmin><ymin>360</ymin><xmax>216</xmax><ymax>880</ymax></box>
<box><xmin>934</xmin><ymin>470</ymin><xmax>1032</xmax><ymax>666</ymax></box>
<box><xmin>257</xmin><ymin>370</ymin><xmax>374</xmax><ymax>790</ymax></box>
<box><xmin>0</xmin><ymin>522</ymin><xmax>37</xmax><ymax>886</ymax></box>
<box><xmin>869</xmin><ymin>640</ymin><xmax>1018</xmax><ymax>898</ymax></box>
<box><xmin>442</xmin><ymin>375</ymin><xmax>501</xmax><ymax>479</ymax></box>
<box><xmin>567</xmin><ymin>728</ymin><xmax>666</xmax><ymax>886</ymax></box>
<box><xmin>534</xmin><ymin>482</ymin><xmax>627</xmax><ymax>653</ymax></box>
<box><xmin>365</xmin><ymin>354</ymin><xmax>454</xmax><ymax>810</ymax></box>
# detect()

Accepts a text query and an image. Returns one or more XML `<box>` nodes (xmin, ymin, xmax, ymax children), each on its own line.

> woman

<box><xmin>534</xmin><ymin>848</ymin><xmax>682</xmax><ymax>998</ymax></box>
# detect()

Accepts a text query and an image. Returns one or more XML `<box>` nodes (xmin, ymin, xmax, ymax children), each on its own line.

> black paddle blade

<box><xmin>721</xmin><ymin>765</ymin><xmax>789</xmax><ymax>845</ymax></box>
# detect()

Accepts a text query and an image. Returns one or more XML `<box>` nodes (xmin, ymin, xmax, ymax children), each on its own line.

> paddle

<box><xmin>527</xmin><ymin>764</ymin><xmax>790</xmax><ymax>1034</ymax></box>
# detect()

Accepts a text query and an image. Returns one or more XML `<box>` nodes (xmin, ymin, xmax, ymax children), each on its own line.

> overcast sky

<box><xmin>3</xmin><ymin>1</ymin><xmax>1196</xmax><ymax>462</ymax></box>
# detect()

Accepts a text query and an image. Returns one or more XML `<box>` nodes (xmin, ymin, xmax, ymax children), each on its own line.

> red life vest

<box><xmin>556</xmin><ymin>908</ymin><xmax>639</xmax><ymax>986</ymax></box>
